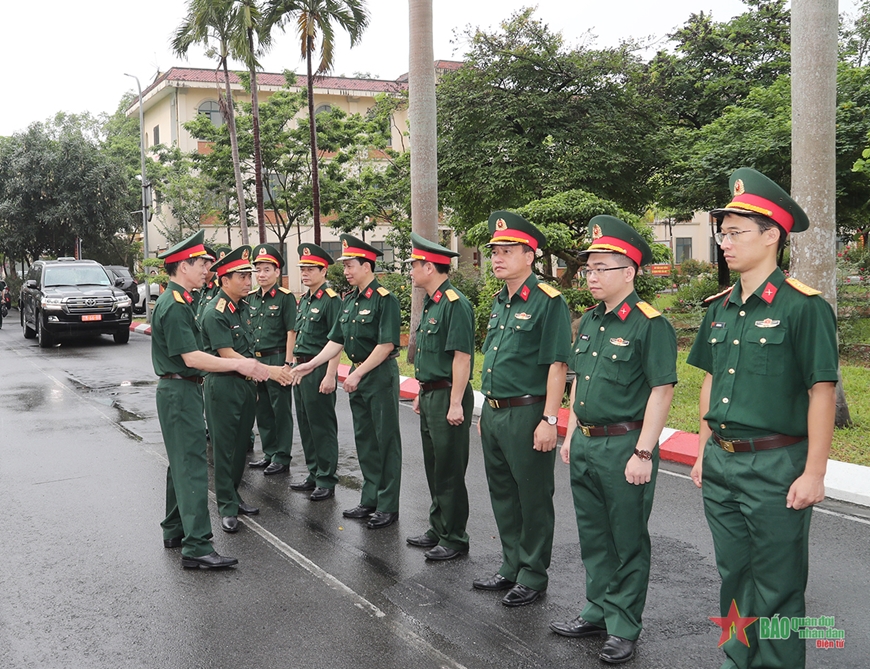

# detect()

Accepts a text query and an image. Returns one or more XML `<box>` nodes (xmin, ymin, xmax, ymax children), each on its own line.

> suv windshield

<box><xmin>44</xmin><ymin>266</ymin><xmax>112</xmax><ymax>287</ymax></box>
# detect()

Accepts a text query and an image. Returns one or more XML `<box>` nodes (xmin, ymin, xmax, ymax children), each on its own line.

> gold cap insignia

<box><xmin>495</xmin><ymin>218</ymin><xmax>507</xmax><ymax>230</ymax></box>
<box><xmin>302</xmin><ymin>247</ymin><xmax>310</xmax><ymax>255</ymax></box>
<box><xmin>219</xmin><ymin>251</ymin><xmax>227</xmax><ymax>259</ymax></box>
<box><xmin>258</xmin><ymin>247</ymin><xmax>267</xmax><ymax>256</ymax></box>
<box><xmin>592</xmin><ymin>224</ymin><xmax>603</xmax><ymax>240</ymax></box>
<box><xmin>242</xmin><ymin>249</ymin><xmax>250</xmax><ymax>260</ymax></box>
<box><xmin>342</xmin><ymin>239</ymin><xmax>349</xmax><ymax>248</ymax></box>
<box><xmin>734</xmin><ymin>179</ymin><xmax>745</xmax><ymax>196</ymax></box>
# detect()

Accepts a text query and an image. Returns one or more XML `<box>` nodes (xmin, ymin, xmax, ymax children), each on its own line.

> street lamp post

<box><xmin>124</xmin><ymin>72</ymin><xmax>152</xmax><ymax>323</ymax></box>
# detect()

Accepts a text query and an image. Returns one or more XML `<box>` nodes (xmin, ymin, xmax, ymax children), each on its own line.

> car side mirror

<box><xmin>25</xmin><ymin>279</ymin><xmax>37</xmax><ymax>289</ymax></box>
<box><xmin>114</xmin><ymin>277</ymin><xmax>125</xmax><ymax>287</ymax></box>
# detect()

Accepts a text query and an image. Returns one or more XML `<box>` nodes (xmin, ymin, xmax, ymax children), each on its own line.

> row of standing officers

<box><xmin>150</xmin><ymin>168</ymin><xmax>837</xmax><ymax>669</ymax></box>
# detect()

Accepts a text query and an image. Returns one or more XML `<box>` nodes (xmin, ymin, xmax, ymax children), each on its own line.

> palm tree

<box><xmin>173</xmin><ymin>0</ymin><xmax>251</xmax><ymax>244</ymax></box>
<box><xmin>265</xmin><ymin>0</ymin><xmax>369</xmax><ymax>244</ymax></box>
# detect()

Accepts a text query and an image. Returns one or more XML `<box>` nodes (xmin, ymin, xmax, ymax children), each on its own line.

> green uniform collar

<box><xmin>591</xmin><ymin>291</ymin><xmax>640</xmax><ymax>321</ymax></box>
<box><xmin>728</xmin><ymin>267</ymin><xmax>786</xmax><ymax>307</ymax></box>
<box><xmin>425</xmin><ymin>279</ymin><xmax>453</xmax><ymax>306</ymax></box>
<box><xmin>497</xmin><ymin>272</ymin><xmax>538</xmax><ymax>303</ymax></box>
<box><xmin>354</xmin><ymin>278</ymin><xmax>380</xmax><ymax>300</ymax></box>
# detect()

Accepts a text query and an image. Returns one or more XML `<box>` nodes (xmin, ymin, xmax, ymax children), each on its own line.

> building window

<box><xmin>675</xmin><ymin>238</ymin><xmax>692</xmax><ymax>264</ymax></box>
<box><xmin>371</xmin><ymin>241</ymin><xmax>394</xmax><ymax>266</ymax></box>
<box><xmin>153</xmin><ymin>125</ymin><xmax>160</xmax><ymax>146</ymax></box>
<box><xmin>198</xmin><ymin>100</ymin><xmax>224</xmax><ymax>127</ymax></box>
<box><xmin>321</xmin><ymin>242</ymin><xmax>342</xmax><ymax>260</ymax></box>
<box><xmin>314</xmin><ymin>104</ymin><xmax>332</xmax><ymax>116</ymax></box>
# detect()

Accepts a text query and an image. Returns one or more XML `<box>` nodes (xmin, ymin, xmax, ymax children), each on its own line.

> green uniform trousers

<box><xmin>348</xmin><ymin>359</ymin><xmax>402</xmax><ymax>513</ymax></box>
<box><xmin>204</xmin><ymin>373</ymin><xmax>257</xmax><ymax>517</ymax></box>
<box><xmin>702</xmin><ymin>437</ymin><xmax>811</xmax><ymax>669</ymax></box>
<box><xmin>293</xmin><ymin>364</ymin><xmax>339</xmax><ymax>489</ymax></box>
<box><xmin>255</xmin><ymin>352</ymin><xmax>294</xmax><ymax>466</ymax></box>
<box><xmin>570</xmin><ymin>429</ymin><xmax>659</xmax><ymax>641</ymax></box>
<box><xmin>480</xmin><ymin>402</ymin><xmax>556</xmax><ymax>592</ymax></box>
<box><xmin>418</xmin><ymin>384</ymin><xmax>473</xmax><ymax>552</ymax></box>
<box><xmin>157</xmin><ymin>378</ymin><xmax>214</xmax><ymax>558</ymax></box>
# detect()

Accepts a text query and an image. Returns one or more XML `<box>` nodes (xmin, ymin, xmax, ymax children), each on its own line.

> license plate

<box><xmin>82</xmin><ymin>314</ymin><xmax>102</xmax><ymax>322</ymax></box>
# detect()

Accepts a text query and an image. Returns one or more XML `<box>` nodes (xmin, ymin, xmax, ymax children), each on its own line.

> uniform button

<box><xmin>487</xmin><ymin>391</ymin><xmax>492</xmax><ymax>395</ymax></box>
<box><xmin>711</xmin><ymin>338</ymin><xmax>717</xmax><ymax>343</ymax></box>
<box><xmin>739</xmin><ymin>310</ymin><xmax>745</xmax><ymax>317</ymax></box>
<box><xmin>350</xmin><ymin>337</ymin><xmax>354</xmax><ymax>340</ymax></box>
<box><xmin>352</xmin><ymin>319</ymin><xmax>356</xmax><ymax>323</ymax></box>
<box><xmin>760</xmin><ymin>337</ymin><xmax>767</xmax><ymax>344</ymax></box>
<box><xmin>592</xmin><ymin>352</ymin><xmax>598</xmax><ymax>357</ymax></box>
<box><xmin>722</xmin><ymin>398</ymin><xmax>729</xmax><ymax>404</ymax></box>
<box><xmin>579</xmin><ymin>401</ymin><xmax>585</xmax><ymax>405</ymax></box>
<box><xmin>729</xmin><ymin>368</ymin><xmax>735</xmax><ymax>374</ymax></box>
<box><xmin>506</xmin><ymin>304</ymin><xmax>511</xmax><ymax>308</ymax></box>
<box><xmin>516</xmin><ymin>326</ymin><xmax>520</xmax><ymax>330</ymax></box>
<box><xmin>500</xmin><ymin>325</ymin><xmax>504</xmax><ymax>329</ymax></box>
<box><xmin>584</xmin><ymin>375</ymin><xmax>590</xmax><ymax>380</ymax></box>
<box><xmin>493</xmin><ymin>346</ymin><xmax>498</xmax><ymax>350</ymax></box>
<box><xmin>487</xmin><ymin>368</ymin><xmax>492</xmax><ymax>372</ymax></box>
<box><xmin>599</xmin><ymin>326</ymin><xmax>605</xmax><ymax>331</ymax></box>
<box><xmin>576</xmin><ymin>348</ymin><xmax>580</xmax><ymax>353</ymax></box>
<box><xmin>612</xmin><ymin>354</ymin><xmax>617</xmax><ymax>359</ymax></box>
<box><xmin>733</xmin><ymin>340</ymin><xmax>739</xmax><ymax>345</ymax></box>
<box><xmin>720</xmin><ymin>424</ymin><xmax>726</xmax><ymax>429</ymax></box>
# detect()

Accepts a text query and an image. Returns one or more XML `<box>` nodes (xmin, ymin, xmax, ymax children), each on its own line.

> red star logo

<box><xmin>617</xmin><ymin>303</ymin><xmax>631</xmax><ymax>321</ymax></box>
<box><xmin>710</xmin><ymin>600</ymin><xmax>758</xmax><ymax>647</ymax></box>
<box><xmin>761</xmin><ymin>282</ymin><xmax>777</xmax><ymax>304</ymax></box>
<box><xmin>433</xmin><ymin>290</ymin><xmax>442</xmax><ymax>303</ymax></box>
<box><xmin>519</xmin><ymin>285</ymin><xmax>530</xmax><ymax>301</ymax></box>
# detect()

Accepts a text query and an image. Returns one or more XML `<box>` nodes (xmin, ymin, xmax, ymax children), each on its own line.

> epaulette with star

<box><xmin>377</xmin><ymin>286</ymin><xmax>390</xmax><ymax>297</ymax></box>
<box><xmin>325</xmin><ymin>288</ymin><xmax>338</xmax><ymax>298</ymax></box>
<box><xmin>635</xmin><ymin>301</ymin><xmax>662</xmax><ymax>319</ymax></box>
<box><xmin>538</xmin><ymin>283</ymin><xmax>561</xmax><ymax>298</ymax></box>
<box><xmin>704</xmin><ymin>286</ymin><xmax>734</xmax><ymax>304</ymax></box>
<box><xmin>785</xmin><ymin>277</ymin><xmax>822</xmax><ymax>296</ymax></box>
<box><xmin>445</xmin><ymin>289</ymin><xmax>459</xmax><ymax>302</ymax></box>
<box><xmin>278</xmin><ymin>286</ymin><xmax>291</xmax><ymax>294</ymax></box>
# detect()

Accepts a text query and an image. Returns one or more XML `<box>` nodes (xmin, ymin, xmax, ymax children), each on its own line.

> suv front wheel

<box><xmin>114</xmin><ymin>328</ymin><xmax>130</xmax><ymax>344</ymax></box>
<box><xmin>37</xmin><ymin>313</ymin><xmax>55</xmax><ymax>348</ymax></box>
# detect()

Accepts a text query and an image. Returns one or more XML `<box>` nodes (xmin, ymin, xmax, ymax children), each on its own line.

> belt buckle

<box><xmin>720</xmin><ymin>439</ymin><xmax>735</xmax><ymax>453</ymax></box>
<box><xmin>254</xmin><ymin>352</ymin><xmax>262</xmax><ymax>358</ymax></box>
<box><xmin>488</xmin><ymin>399</ymin><xmax>499</xmax><ymax>409</ymax></box>
<box><xmin>580</xmin><ymin>424</ymin><xmax>591</xmax><ymax>437</ymax></box>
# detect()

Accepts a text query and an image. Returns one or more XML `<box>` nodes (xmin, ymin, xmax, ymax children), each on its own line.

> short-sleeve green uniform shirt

<box><xmin>687</xmin><ymin>268</ymin><xmax>838</xmax><ymax>438</ymax></box>
<box><xmin>199</xmin><ymin>290</ymin><xmax>255</xmax><ymax>358</ymax></box>
<box><xmin>327</xmin><ymin>278</ymin><xmax>400</xmax><ymax>364</ymax></box>
<box><xmin>413</xmin><ymin>279</ymin><xmax>475</xmax><ymax>383</ymax></box>
<box><xmin>481</xmin><ymin>274</ymin><xmax>572</xmax><ymax>398</ymax></box>
<box><xmin>151</xmin><ymin>280</ymin><xmax>204</xmax><ymax>377</ymax></box>
<box><xmin>570</xmin><ymin>292</ymin><xmax>677</xmax><ymax>425</ymax></box>
<box><xmin>247</xmin><ymin>284</ymin><xmax>297</xmax><ymax>352</ymax></box>
<box><xmin>294</xmin><ymin>285</ymin><xmax>342</xmax><ymax>357</ymax></box>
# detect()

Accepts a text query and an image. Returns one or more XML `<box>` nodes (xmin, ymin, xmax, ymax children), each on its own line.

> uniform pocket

<box><xmin>419</xmin><ymin>321</ymin><xmax>442</xmax><ymax>352</ymax></box>
<box><xmin>600</xmin><ymin>344</ymin><xmax>634</xmax><ymax>385</ymax></box>
<box><xmin>745</xmin><ymin>327</ymin><xmax>786</xmax><ymax>375</ymax></box>
<box><xmin>708</xmin><ymin>328</ymin><xmax>728</xmax><ymax>369</ymax></box>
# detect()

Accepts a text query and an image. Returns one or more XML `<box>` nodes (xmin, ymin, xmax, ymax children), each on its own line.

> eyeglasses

<box><xmin>580</xmin><ymin>266</ymin><xmax>629</xmax><ymax>278</ymax></box>
<box><xmin>714</xmin><ymin>229</ymin><xmax>757</xmax><ymax>245</ymax></box>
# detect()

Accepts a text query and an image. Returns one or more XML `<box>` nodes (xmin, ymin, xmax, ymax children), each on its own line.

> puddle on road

<box><xmin>3</xmin><ymin>386</ymin><xmax>45</xmax><ymax>412</ymax></box>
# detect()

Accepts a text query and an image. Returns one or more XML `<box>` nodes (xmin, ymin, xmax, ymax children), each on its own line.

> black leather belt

<box><xmin>255</xmin><ymin>347</ymin><xmax>286</xmax><ymax>357</ymax></box>
<box><xmin>159</xmin><ymin>373</ymin><xmax>203</xmax><ymax>385</ymax></box>
<box><xmin>713</xmin><ymin>432</ymin><xmax>805</xmax><ymax>453</ymax></box>
<box><xmin>486</xmin><ymin>395</ymin><xmax>545</xmax><ymax>410</ymax></box>
<box><xmin>213</xmin><ymin>371</ymin><xmax>254</xmax><ymax>381</ymax></box>
<box><xmin>577</xmin><ymin>419</ymin><xmax>644</xmax><ymax>437</ymax></box>
<box><xmin>419</xmin><ymin>379</ymin><xmax>452</xmax><ymax>393</ymax></box>
<box><xmin>294</xmin><ymin>354</ymin><xmax>315</xmax><ymax>363</ymax></box>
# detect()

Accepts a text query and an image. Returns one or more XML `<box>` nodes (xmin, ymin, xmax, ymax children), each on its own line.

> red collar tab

<box><xmin>228</xmin><ymin>302</ymin><xmax>237</xmax><ymax>314</ymax></box>
<box><xmin>269</xmin><ymin>287</ymin><xmax>276</xmax><ymax>298</ymax></box>
<box><xmin>183</xmin><ymin>291</ymin><xmax>193</xmax><ymax>304</ymax></box>
<box><xmin>433</xmin><ymin>290</ymin><xmax>442</xmax><ymax>303</ymax></box>
<box><xmin>207</xmin><ymin>281</ymin><xmax>214</xmax><ymax>289</ymax></box>
<box><xmin>163</xmin><ymin>243</ymin><xmax>207</xmax><ymax>265</ymax></box>
<box><xmin>364</xmin><ymin>287</ymin><xmax>374</xmax><ymax>299</ymax></box>
<box><xmin>617</xmin><ymin>302</ymin><xmax>632</xmax><ymax>321</ymax></box>
<box><xmin>315</xmin><ymin>289</ymin><xmax>323</xmax><ymax>299</ymax></box>
<box><xmin>519</xmin><ymin>285</ymin><xmax>531</xmax><ymax>301</ymax></box>
<box><xmin>761</xmin><ymin>282</ymin><xmax>778</xmax><ymax>304</ymax></box>
<box><xmin>411</xmin><ymin>248</ymin><xmax>453</xmax><ymax>265</ymax></box>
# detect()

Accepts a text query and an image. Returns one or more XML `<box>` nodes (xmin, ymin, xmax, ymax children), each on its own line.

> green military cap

<box><xmin>252</xmin><ymin>243</ymin><xmax>285</xmax><ymax>269</ymax></box>
<box><xmin>214</xmin><ymin>246</ymin><xmax>232</xmax><ymax>261</ymax></box>
<box><xmin>405</xmin><ymin>232</ymin><xmax>459</xmax><ymax>264</ymax></box>
<box><xmin>337</xmin><ymin>233</ymin><xmax>382</xmax><ymax>262</ymax></box>
<box><xmin>158</xmin><ymin>229</ymin><xmax>208</xmax><ymax>264</ymax></box>
<box><xmin>297</xmin><ymin>243</ymin><xmax>334</xmax><ymax>267</ymax></box>
<box><xmin>210</xmin><ymin>245</ymin><xmax>254</xmax><ymax>278</ymax></box>
<box><xmin>486</xmin><ymin>211</ymin><xmax>546</xmax><ymax>251</ymax></box>
<box><xmin>580</xmin><ymin>215</ymin><xmax>653</xmax><ymax>267</ymax></box>
<box><xmin>711</xmin><ymin>167</ymin><xmax>809</xmax><ymax>233</ymax></box>
<box><xmin>203</xmin><ymin>245</ymin><xmax>217</xmax><ymax>261</ymax></box>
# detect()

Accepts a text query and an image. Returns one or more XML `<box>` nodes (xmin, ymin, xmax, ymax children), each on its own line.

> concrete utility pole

<box><xmin>125</xmin><ymin>73</ymin><xmax>152</xmax><ymax>324</ymax></box>
<box><xmin>407</xmin><ymin>0</ymin><xmax>438</xmax><ymax>362</ymax></box>
<box><xmin>790</xmin><ymin>0</ymin><xmax>850</xmax><ymax>425</ymax></box>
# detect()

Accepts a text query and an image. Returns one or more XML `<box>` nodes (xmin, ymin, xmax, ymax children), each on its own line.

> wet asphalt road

<box><xmin>0</xmin><ymin>314</ymin><xmax>868</xmax><ymax>669</ymax></box>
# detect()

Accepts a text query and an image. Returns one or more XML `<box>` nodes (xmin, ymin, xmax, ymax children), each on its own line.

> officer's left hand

<box><xmin>533</xmin><ymin>422</ymin><xmax>558</xmax><ymax>452</ymax></box>
<box><xmin>446</xmin><ymin>403</ymin><xmax>464</xmax><ymax>426</ymax></box>
<box><xmin>625</xmin><ymin>455</ymin><xmax>653</xmax><ymax>485</ymax></box>
<box><xmin>343</xmin><ymin>371</ymin><xmax>361</xmax><ymax>393</ymax></box>
<box><xmin>319</xmin><ymin>373</ymin><xmax>336</xmax><ymax>394</ymax></box>
<box><xmin>787</xmin><ymin>473</ymin><xmax>825</xmax><ymax>510</ymax></box>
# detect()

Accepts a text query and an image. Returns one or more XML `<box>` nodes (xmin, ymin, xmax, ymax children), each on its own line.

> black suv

<box><xmin>20</xmin><ymin>258</ymin><xmax>133</xmax><ymax>347</ymax></box>
<box><xmin>103</xmin><ymin>265</ymin><xmax>139</xmax><ymax>305</ymax></box>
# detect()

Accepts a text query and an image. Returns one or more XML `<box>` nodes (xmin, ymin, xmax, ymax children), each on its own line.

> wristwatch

<box><xmin>542</xmin><ymin>415</ymin><xmax>558</xmax><ymax>426</ymax></box>
<box><xmin>634</xmin><ymin>448</ymin><xmax>653</xmax><ymax>461</ymax></box>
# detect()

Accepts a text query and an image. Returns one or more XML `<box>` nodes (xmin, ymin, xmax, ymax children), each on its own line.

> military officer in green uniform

<box><xmin>550</xmin><ymin>216</ymin><xmax>677</xmax><ymax>664</ymax></box>
<box><xmin>291</xmin><ymin>234</ymin><xmax>402</xmax><ymax>529</ymax></box>
<box><xmin>405</xmin><ymin>233</ymin><xmax>475</xmax><ymax>561</ymax></box>
<box><xmin>200</xmin><ymin>246</ymin><xmax>289</xmax><ymax>534</ymax></box>
<box><xmin>688</xmin><ymin>168</ymin><xmax>838</xmax><ymax>669</ymax></box>
<box><xmin>290</xmin><ymin>244</ymin><xmax>342</xmax><ymax>500</ymax></box>
<box><xmin>247</xmin><ymin>244</ymin><xmax>297</xmax><ymax>475</ymax></box>
<box><xmin>474</xmin><ymin>211</ymin><xmax>572</xmax><ymax>606</ymax></box>
<box><xmin>151</xmin><ymin>230</ymin><xmax>269</xmax><ymax>569</ymax></box>
<box><xmin>197</xmin><ymin>245</ymin><xmax>231</xmax><ymax>322</ymax></box>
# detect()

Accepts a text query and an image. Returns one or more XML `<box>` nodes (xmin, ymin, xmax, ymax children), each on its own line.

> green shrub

<box><xmin>377</xmin><ymin>272</ymin><xmax>412</xmax><ymax>327</ymax></box>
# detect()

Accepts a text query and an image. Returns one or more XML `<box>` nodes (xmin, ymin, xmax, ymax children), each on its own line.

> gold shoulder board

<box><xmin>785</xmin><ymin>277</ymin><xmax>822</xmax><ymax>296</ymax></box>
<box><xmin>278</xmin><ymin>286</ymin><xmax>291</xmax><ymax>294</ymax></box>
<box><xmin>445</xmin><ymin>289</ymin><xmax>459</xmax><ymax>302</ymax></box>
<box><xmin>173</xmin><ymin>290</ymin><xmax>185</xmax><ymax>304</ymax></box>
<box><xmin>538</xmin><ymin>283</ymin><xmax>561</xmax><ymax>298</ymax></box>
<box><xmin>325</xmin><ymin>288</ymin><xmax>338</xmax><ymax>298</ymax></box>
<box><xmin>377</xmin><ymin>286</ymin><xmax>390</xmax><ymax>296</ymax></box>
<box><xmin>215</xmin><ymin>297</ymin><xmax>227</xmax><ymax>313</ymax></box>
<box><xmin>636</xmin><ymin>301</ymin><xmax>661</xmax><ymax>319</ymax></box>
<box><xmin>704</xmin><ymin>286</ymin><xmax>734</xmax><ymax>304</ymax></box>
<box><xmin>248</xmin><ymin>288</ymin><xmax>259</xmax><ymax>295</ymax></box>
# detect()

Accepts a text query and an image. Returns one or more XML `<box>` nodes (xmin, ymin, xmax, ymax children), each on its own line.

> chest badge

<box><xmin>711</xmin><ymin>322</ymin><xmax>726</xmax><ymax>329</ymax></box>
<box><xmin>610</xmin><ymin>337</ymin><xmax>630</xmax><ymax>347</ymax></box>
<box><xmin>268</xmin><ymin>305</ymin><xmax>279</xmax><ymax>310</ymax></box>
<box><xmin>579</xmin><ymin>333</ymin><xmax>590</xmax><ymax>341</ymax></box>
<box><xmin>428</xmin><ymin>318</ymin><xmax>437</xmax><ymax>325</ymax></box>
<box><xmin>755</xmin><ymin>318</ymin><xmax>780</xmax><ymax>328</ymax></box>
<box><xmin>514</xmin><ymin>312</ymin><xmax>532</xmax><ymax>320</ymax></box>
<box><xmin>359</xmin><ymin>309</ymin><xmax>371</xmax><ymax>315</ymax></box>
<box><xmin>310</xmin><ymin>307</ymin><xmax>320</xmax><ymax>314</ymax></box>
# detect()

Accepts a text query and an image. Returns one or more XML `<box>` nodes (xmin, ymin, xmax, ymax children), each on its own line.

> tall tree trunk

<box><xmin>306</xmin><ymin>39</ymin><xmax>322</xmax><ymax>245</ymax></box>
<box><xmin>407</xmin><ymin>0</ymin><xmax>437</xmax><ymax>363</ymax></box>
<box><xmin>791</xmin><ymin>0</ymin><xmax>850</xmax><ymax>426</ymax></box>
<box><xmin>248</xmin><ymin>29</ymin><xmax>267</xmax><ymax>244</ymax></box>
<box><xmin>220</xmin><ymin>58</ymin><xmax>250</xmax><ymax>245</ymax></box>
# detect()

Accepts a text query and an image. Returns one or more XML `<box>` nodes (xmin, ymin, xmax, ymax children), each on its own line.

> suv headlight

<box><xmin>41</xmin><ymin>297</ymin><xmax>64</xmax><ymax>310</ymax></box>
<box><xmin>115</xmin><ymin>296</ymin><xmax>132</xmax><ymax>308</ymax></box>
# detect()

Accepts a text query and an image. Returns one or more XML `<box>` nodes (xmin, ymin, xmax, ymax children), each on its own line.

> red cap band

<box><xmin>254</xmin><ymin>253</ymin><xmax>280</xmax><ymax>266</ymax></box>
<box><xmin>487</xmin><ymin>228</ymin><xmax>539</xmax><ymax>251</ymax></box>
<box><xmin>410</xmin><ymin>249</ymin><xmax>452</xmax><ymax>264</ymax></box>
<box><xmin>299</xmin><ymin>252</ymin><xmax>328</xmax><ymax>267</ymax></box>
<box><xmin>342</xmin><ymin>246</ymin><xmax>378</xmax><ymax>262</ymax></box>
<box><xmin>586</xmin><ymin>236</ymin><xmax>643</xmax><ymax>266</ymax></box>
<box><xmin>215</xmin><ymin>258</ymin><xmax>252</xmax><ymax>277</ymax></box>
<box><xmin>163</xmin><ymin>244</ymin><xmax>207</xmax><ymax>265</ymax></box>
<box><xmin>726</xmin><ymin>193</ymin><xmax>795</xmax><ymax>233</ymax></box>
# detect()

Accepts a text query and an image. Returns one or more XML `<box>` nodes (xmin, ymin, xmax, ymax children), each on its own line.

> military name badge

<box><xmin>755</xmin><ymin>318</ymin><xmax>780</xmax><ymax>328</ymax></box>
<box><xmin>359</xmin><ymin>309</ymin><xmax>371</xmax><ymax>315</ymax></box>
<box><xmin>579</xmin><ymin>333</ymin><xmax>590</xmax><ymax>341</ymax></box>
<box><xmin>515</xmin><ymin>312</ymin><xmax>532</xmax><ymax>320</ymax></box>
<box><xmin>610</xmin><ymin>337</ymin><xmax>630</xmax><ymax>347</ymax></box>
<box><xmin>712</xmin><ymin>322</ymin><xmax>726</xmax><ymax>328</ymax></box>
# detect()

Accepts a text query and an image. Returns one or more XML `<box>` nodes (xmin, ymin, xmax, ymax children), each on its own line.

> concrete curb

<box><xmin>130</xmin><ymin>323</ymin><xmax>870</xmax><ymax>508</ymax></box>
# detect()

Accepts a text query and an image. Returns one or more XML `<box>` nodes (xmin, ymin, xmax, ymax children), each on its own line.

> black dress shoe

<box><xmin>342</xmin><ymin>504</ymin><xmax>376</xmax><ymax>519</ymax></box>
<box><xmin>406</xmin><ymin>534</ymin><xmax>439</xmax><ymax>548</ymax></box>
<box><xmin>599</xmin><ymin>635</ymin><xmax>637</xmax><ymax>664</ymax></box>
<box><xmin>366</xmin><ymin>511</ymin><xmax>399</xmax><ymax>529</ymax></box>
<box><xmin>163</xmin><ymin>536</ymin><xmax>183</xmax><ymax>549</ymax></box>
<box><xmin>472</xmin><ymin>574</ymin><xmax>515</xmax><ymax>591</ymax></box>
<box><xmin>502</xmin><ymin>583</ymin><xmax>544</xmax><ymax>607</ymax></box>
<box><xmin>238</xmin><ymin>501</ymin><xmax>259</xmax><ymax>515</ymax></box>
<box><xmin>549</xmin><ymin>616</ymin><xmax>607</xmax><ymax>638</ymax></box>
<box><xmin>263</xmin><ymin>462</ymin><xmax>289</xmax><ymax>475</ymax></box>
<box><xmin>181</xmin><ymin>551</ymin><xmax>239</xmax><ymax>569</ymax></box>
<box><xmin>221</xmin><ymin>516</ymin><xmax>239</xmax><ymax>533</ymax></box>
<box><xmin>424</xmin><ymin>545</ymin><xmax>466</xmax><ymax>561</ymax></box>
<box><xmin>290</xmin><ymin>478</ymin><xmax>317</xmax><ymax>491</ymax></box>
<box><xmin>310</xmin><ymin>487</ymin><xmax>335</xmax><ymax>501</ymax></box>
<box><xmin>248</xmin><ymin>457</ymin><xmax>270</xmax><ymax>468</ymax></box>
